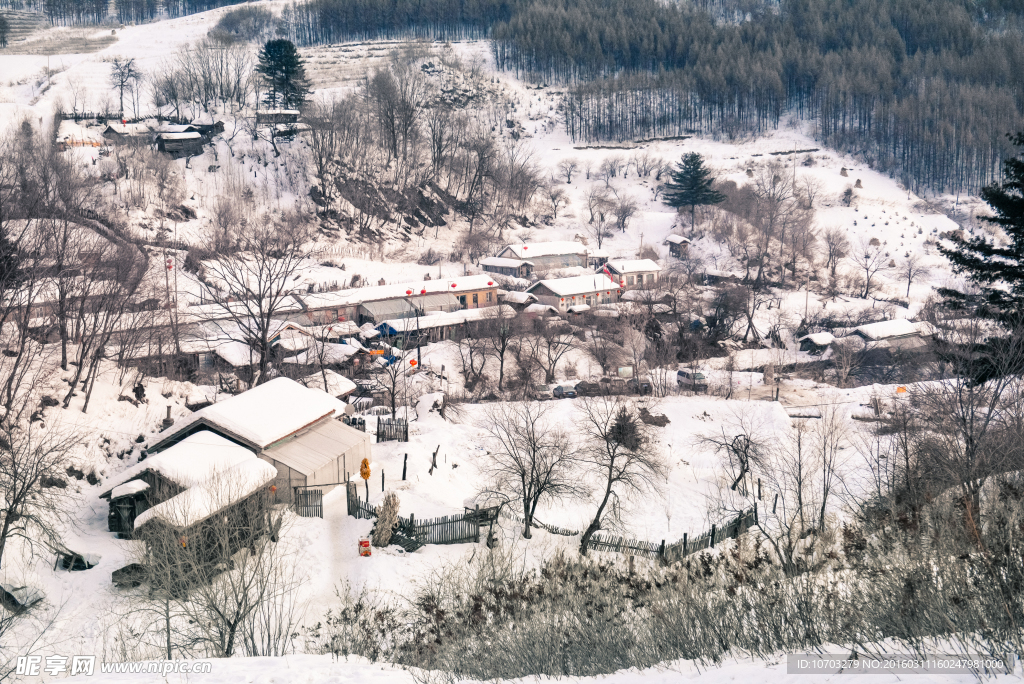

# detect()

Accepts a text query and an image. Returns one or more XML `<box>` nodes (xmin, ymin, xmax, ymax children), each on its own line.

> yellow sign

<box><xmin>368</xmin><ymin>350</ymin><xmax>385</xmax><ymax>355</ymax></box>
<box><xmin>360</xmin><ymin>458</ymin><xmax>370</xmax><ymax>481</ymax></box>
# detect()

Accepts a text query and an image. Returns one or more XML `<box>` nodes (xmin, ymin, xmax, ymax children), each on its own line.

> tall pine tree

<box><xmin>663</xmin><ymin>152</ymin><xmax>725</xmax><ymax>228</ymax></box>
<box><xmin>940</xmin><ymin>132</ymin><xmax>1024</xmax><ymax>317</ymax></box>
<box><xmin>257</xmin><ymin>39</ymin><xmax>310</xmax><ymax>110</ymax></box>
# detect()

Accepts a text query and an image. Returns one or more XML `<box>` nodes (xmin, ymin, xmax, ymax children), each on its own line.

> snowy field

<box><xmin>0</xmin><ymin>4</ymin><xmax>1010</xmax><ymax>682</ymax></box>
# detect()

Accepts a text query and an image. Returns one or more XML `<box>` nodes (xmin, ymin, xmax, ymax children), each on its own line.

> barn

<box><xmin>156</xmin><ymin>132</ymin><xmax>204</xmax><ymax>158</ymax></box>
<box><xmin>145</xmin><ymin>377</ymin><xmax>372</xmax><ymax>505</ymax></box>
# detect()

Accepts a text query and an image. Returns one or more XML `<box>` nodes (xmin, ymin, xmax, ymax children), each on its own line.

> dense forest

<box><xmin>11</xmin><ymin>0</ymin><xmax>1024</xmax><ymax>193</ymax></box>
<box><xmin>292</xmin><ymin>0</ymin><xmax>1024</xmax><ymax>194</ymax></box>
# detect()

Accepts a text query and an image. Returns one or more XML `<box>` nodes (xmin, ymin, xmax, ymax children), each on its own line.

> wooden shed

<box><xmin>156</xmin><ymin>132</ymin><xmax>204</xmax><ymax>158</ymax></box>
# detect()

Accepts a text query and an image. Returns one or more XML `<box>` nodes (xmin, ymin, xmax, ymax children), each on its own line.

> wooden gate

<box><xmin>294</xmin><ymin>487</ymin><xmax>324</xmax><ymax>518</ymax></box>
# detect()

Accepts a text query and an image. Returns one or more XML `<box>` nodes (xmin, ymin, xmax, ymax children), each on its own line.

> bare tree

<box><xmin>897</xmin><ymin>253</ymin><xmax>930</xmax><ymax>299</ymax></box>
<box><xmin>850</xmin><ymin>238</ymin><xmax>891</xmax><ymax>298</ymax></box>
<box><xmin>482</xmin><ymin>309</ymin><xmax>519</xmax><ymax>392</ymax></box>
<box><xmin>822</xmin><ymin>227</ymin><xmax>849</xmax><ymax>280</ymax></box>
<box><xmin>110</xmin><ymin>57</ymin><xmax>143</xmax><ymax>117</ymax></box>
<box><xmin>199</xmin><ymin>216</ymin><xmax>315</xmax><ymax>386</ymax></box>
<box><xmin>556</xmin><ymin>158</ymin><xmax>579</xmax><ymax>184</ymax></box>
<box><xmin>481</xmin><ymin>403</ymin><xmax>581</xmax><ymax>539</ymax></box>
<box><xmin>544</xmin><ymin>184</ymin><xmax>567</xmax><ymax>219</ymax></box>
<box><xmin>583</xmin><ymin>185</ymin><xmax>612</xmax><ymax>224</ymax></box>
<box><xmin>133</xmin><ymin>471</ymin><xmax>298</xmax><ymax>659</ymax></box>
<box><xmin>576</xmin><ymin>396</ymin><xmax>665</xmax><ymax>554</ymax></box>
<box><xmin>516</xmin><ymin>324</ymin><xmax>576</xmax><ymax>383</ymax></box>
<box><xmin>613</xmin><ymin>195</ymin><xmax>638</xmax><ymax>233</ymax></box>
<box><xmin>830</xmin><ymin>337</ymin><xmax>863</xmax><ymax>387</ymax></box>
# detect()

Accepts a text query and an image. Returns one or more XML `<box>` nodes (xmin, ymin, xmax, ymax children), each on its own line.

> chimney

<box><xmin>162</xmin><ymin>406</ymin><xmax>173</xmax><ymax>429</ymax></box>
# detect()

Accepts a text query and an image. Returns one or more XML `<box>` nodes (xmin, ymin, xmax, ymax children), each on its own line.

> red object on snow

<box><xmin>359</xmin><ymin>538</ymin><xmax>371</xmax><ymax>557</ymax></box>
<box><xmin>420</xmin><ymin>289</ymin><xmax>426</xmax><ymax>294</ymax></box>
<box><xmin>166</xmin><ymin>258</ymin><xmax>173</xmax><ymax>271</ymax></box>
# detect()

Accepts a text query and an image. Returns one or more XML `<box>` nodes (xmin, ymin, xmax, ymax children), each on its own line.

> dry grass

<box><xmin>0</xmin><ymin>30</ymin><xmax>118</xmax><ymax>56</ymax></box>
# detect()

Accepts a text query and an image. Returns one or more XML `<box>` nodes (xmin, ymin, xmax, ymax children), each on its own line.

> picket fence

<box><xmin>346</xmin><ymin>482</ymin><xmax>757</xmax><ymax>561</ymax></box>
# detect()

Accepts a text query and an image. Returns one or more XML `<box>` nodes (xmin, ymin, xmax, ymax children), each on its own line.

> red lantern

<box><xmin>406</xmin><ymin>289</ymin><xmax>412</xmax><ymax>295</ymax></box>
<box><xmin>166</xmin><ymin>258</ymin><xmax>173</xmax><ymax>271</ymax></box>
<box><xmin>420</xmin><ymin>289</ymin><xmax>426</xmax><ymax>294</ymax></box>
<box><xmin>560</xmin><ymin>298</ymin><xmax>564</xmax><ymax>301</ymax></box>
<box><xmin>451</xmin><ymin>283</ymin><xmax>457</xmax><ymax>288</ymax></box>
<box><xmin>523</xmin><ymin>246</ymin><xmax>528</xmax><ymax>249</ymax></box>
<box><xmin>270</xmin><ymin>485</ymin><xmax>277</xmax><ymax>493</ymax></box>
<box><xmin>487</xmin><ymin>281</ymin><xmax>494</xmax><ymax>286</ymax></box>
<box><xmin>410</xmin><ymin>359</ymin><xmax>417</xmax><ymax>366</ymax></box>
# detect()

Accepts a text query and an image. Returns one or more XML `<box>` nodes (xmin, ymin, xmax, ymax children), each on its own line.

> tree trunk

<box><xmin>579</xmin><ymin>485</ymin><xmax>613</xmax><ymax>556</ymax></box>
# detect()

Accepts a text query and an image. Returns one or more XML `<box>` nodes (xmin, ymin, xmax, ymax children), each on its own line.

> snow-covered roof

<box><xmin>283</xmin><ymin>342</ymin><xmax>360</xmax><ymax>365</ymax></box>
<box><xmin>300</xmin><ymin>369</ymin><xmax>357</xmax><ymax>398</ymax></box>
<box><xmin>111</xmin><ymin>480</ymin><xmax>150</xmax><ymax>500</ymax></box>
<box><xmin>481</xmin><ymin>256</ymin><xmax>532</xmax><ymax>268</ymax></box>
<box><xmin>501</xmin><ymin>291</ymin><xmax>537</xmax><ymax>304</ymax></box>
<box><xmin>567</xmin><ymin>304</ymin><xmax>591</xmax><ymax>313</ymax></box>
<box><xmin>312</xmin><ymin>321</ymin><xmax>361</xmax><ymax>338</ymax></box>
<box><xmin>151</xmin><ymin>378</ymin><xmax>345</xmax><ymax>451</ymax></box>
<box><xmin>607</xmin><ymin>258</ymin><xmax>661</xmax><ymax>274</ymax></box>
<box><xmin>524</xmin><ymin>303</ymin><xmax>559</xmax><ymax>314</ymax></box>
<box><xmin>620</xmin><ymin>289</ymin><xmax>668</xmax><ymax>302</ymax></box>
<box><xmin>665</xmin><ymin>235</ymin><xmax>691</xmax><ymax>245</ymax></box>
<box><xmin>798</xmin><ymin>332</ymin><xmax>836</xmax><ymax>346</ymax></box>
<box><xmin>378</xmin><ymin>305</ymin><xmax>515</xmax><ymax>333</ymax></box>
<box><xmin>103</xmin><ymin>122</ymin><xmax>153</xmax><ymax>137</ymax></box>
<box><xmin>157</xmin><ymin>132</ymin><xmax>202</xmax><ymax>141</ymax></box>
<box><xmin>853</xmin><ymin>319</ymin><xmax>923</xmax><ymax>341</ymax></box>
<box><xmin>100</xmin><ymin>432</ymin><xmax>256</xmax><ymax>497</ymax></box>
<box><xmin>528</xmin><ymin>274</ymin><xmax>620</xmax><ymax>297</ymax></box>
<box><xmin>261</xmin><ymin>109</ymin><xmax>300</xmax><ymax>115</ymax></box>
<box><xmin>501</xmin><ymin>241</ymin><xmax>590</xmax><ymax>259</ymax></box>
<box><xmin>296</xmin><ymin>275</ymin><xmax>496</xmax><ymax>311</ymax></box>
<box><xmin>705</xmin><ymin>269</ymin><xmax>743</xmax><ymax>279</ymax></box>
<box><xmin>135</xmin><ymin>459</ymin><xmax>277</xmax><ymax>529</ymax></box>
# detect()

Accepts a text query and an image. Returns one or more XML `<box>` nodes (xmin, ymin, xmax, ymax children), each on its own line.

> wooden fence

<box><xmin>345</xmin><ymin>483</ymin><xmax>491</xmax><ymax>547</ymax></box>
<box><xmin>293</xmin><ymin>487</ymin><xmax>324</xmax><ymax>518</ymax></box>
<box><xmin>376</xmin><ymin>417</ymin><xmax>408</xmax><ymax>443</ymax></box>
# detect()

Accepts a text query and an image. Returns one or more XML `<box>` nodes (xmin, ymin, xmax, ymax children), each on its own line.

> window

<box><xmin>627</xmin><ymin>276</ymin><xmax>635</xmax><ymax>286</ymax></box>
<box><xmin>646</xmin><ymin>273</ymin><xmax>655</xmax><ymax>283</ymax></box>
<box><xmin>486</xmin><ymin>292</ymin><xmax>492</xmax><ymax>302</ymax></box>
<box><xmin>459</xmin><ymin>295</ymin><xmax>467</xmax><ymax>308</ymax></box>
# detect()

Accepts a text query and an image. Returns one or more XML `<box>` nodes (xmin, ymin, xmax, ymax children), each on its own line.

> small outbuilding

<box><xmin>156</xmin><ymin>132</ymin><xmax>204</xmax><ymax>158</ymax></box>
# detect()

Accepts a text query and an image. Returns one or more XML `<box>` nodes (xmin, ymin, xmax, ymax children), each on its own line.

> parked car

<box><xmin>532</xmin><ymin>383</ymin><xmax>557</xmax><ymax>400</ymax></box>
<box><xmin>574</xmin><ymin>381</ymin><xmax>602</xmax><ymax>396</ymax></box>
<box><xmin>627</xmin><ymin>377</ymin><xmax>653</xmax><ymax>394</ymax></box>
<box><xmin>677</xmin><ymin>369</ymin><xmax>709</xmax><ymax>393</ymax></box>
<box><xmin>553</xmin><ymin>384</ymin><xmax>578</xmax><ymax>399</ymax></box>
<box><xmin>599</xmin><ymin>377</ymin><xmax>628</xmax><ymax>394</ymax></box>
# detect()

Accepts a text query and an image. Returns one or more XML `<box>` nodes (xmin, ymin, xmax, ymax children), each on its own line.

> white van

<box><xmin>677</xmin><ymin>370</ymin><xmax>708</xmax><ymax>393</ymax></box>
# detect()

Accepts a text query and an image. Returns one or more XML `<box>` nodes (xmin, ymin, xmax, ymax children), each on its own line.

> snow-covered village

<box><xmin>2</xmin><ymin>0</ymin><xmax>1024</xmax><ymax>681</ymax></box>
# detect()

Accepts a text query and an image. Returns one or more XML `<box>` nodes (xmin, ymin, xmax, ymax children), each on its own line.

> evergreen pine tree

<box><xmin>0</xmin><ymin>15</ymin><xmax>9</xmax><ymax>49</ymax></box>
<box><xmin>257</xmin><ymin>39</ymin><xmax>310</xmax><ymax>110</ymax></box>
<box><xmin>939</xmin><ymin>132</ymin><xmax>1024</xmax><ymax>317</ymax></box>
<box><xmin>663</xmin><ymin>152</ymin><xmax>726</xmax><ymax>228</ymax></box>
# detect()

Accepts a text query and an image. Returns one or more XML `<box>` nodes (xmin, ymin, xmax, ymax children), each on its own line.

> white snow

<box><xmin>153</xmin><ymin>377</ymin><xmax>345</xmax><ymax>450</ymax></box>
<box><xmin>853</xmin><ymin>318</ymin><xmax>925</xmax><ymax>341</ymax></box>
<box><xmin>607</xmin><ymin>258</ymin><xmax>661</xmax><ymax>274</ymax></box>
<box><xmin>99</xmin><ymin>431</ymin><xmax>255</xmax><ymax>496</ymax></box>
<box><xmin>528</xmin><ymin>273</ymin><xmax>620</xmax><ymax>296</ymax></box>
<box><xmin>135</xmin><ymin>458</ymin><xmax>277</xmax><ymax>529</ymax></box>
<box><xmin>378</xmin><ymin>304</ymin><xmax>515</xmax><ymax>333</ymax></box>
<box><xmin>108</xmin><ymin>480</ymin><xmax>149</xmax><ymax>500</ymax></box>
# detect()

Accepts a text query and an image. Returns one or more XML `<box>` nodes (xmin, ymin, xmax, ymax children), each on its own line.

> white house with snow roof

<box><xmin>145</xmin><ymin>377</ymin><xmax>371</xmax><ymax>505</ymax></box>
<box><xmin>526</xmin><ymin>274</ymin><xmax>622</xmax><ymax>311</ymax></box>
<box><xmin>495</xmin><ymin>241</ymin><xmax>609</xmax><ymax>273</ymax></box>
<box><xmin>604</xmin><ymin>259</ymin><xmax>662</xmax><ymax>287</ymax></box>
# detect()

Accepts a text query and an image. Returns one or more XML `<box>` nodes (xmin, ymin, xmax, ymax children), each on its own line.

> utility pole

<box><xmin>163</xmin><ymin>249</ymin><xmax>180</xmax><ymax>354</ymax></box>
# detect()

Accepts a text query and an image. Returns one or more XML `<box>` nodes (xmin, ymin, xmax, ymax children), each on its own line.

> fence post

<box><xmin>710</xmin><ymin>524</ymin><xmax>716</xmax><ymax>548</ymax></box>
<box><xmin>658</xmin><ymin>539</ymin><xmax>665</xmax><ymax>563</ymax></box>
<box><xmin>402</xmin><ymin>453</ymin><xmax>407</xmax><ymax>480</ymax></box>
<box><xmin>773</xmin><ymin>492</ymin><xmax>779</xmax><ymax>514</ymax></box>
<box><xmin>758</xmin><ymin>478</ymin><xmax>762</xmax><ymax>500</ymax></box>
<box><xmin>754</xmin><ymin>502</ymin><xmax>758</xmax><ymax>525</ymax></box>
<box><xmin>382</xmin><ymin>469</ymin><xmax>385</xmax><ymax>492</ymax></box>
<box><xmin>682</xmin><ymin>532</ymin><xmax>687</xmax><ymax>556</ymax></box>
<box><xmin>475</xmin><ymin>504</ymin><xmax>480</xmax><ymax>543</ymax></box>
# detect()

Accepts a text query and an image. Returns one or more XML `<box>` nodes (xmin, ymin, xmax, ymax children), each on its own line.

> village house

<box><xmin>665</xmin><ymin>235</ymin><xmax>691</xmax><ymax>258</ymax></box>
<box><xmin>156</xmin><ymin>131</ymin><xmax>204</xmax><ymax>158</ymax></box>
<box><xmin>145</xmin><ymin>377</ymin><xmax>372</xmax><ymax>505</ymax></box>
<box><xmin>495</xmin><ymin>241</ymin><xmax>609</xmax><ymax>273</ymax></box>
<box><xmin>256</xmin><ymin>109</ymin><xmax>300</xmax><ymax>125</ymax></box>
<box><xmin>604</xmin><ymin>259</ymin><xmax>662</xmax><ymax>287</ymax></box>
<box><xmin>847</xmin><ymin>319</ymin><xmax>933</xmax><ymax>353</ymax></box>
<box><xmin>376</xmin><ymin>305</ymin><xmax>516</xmax><ymax>346</ymax></box>
<box><xmin>526</xmin><ymin>274</ymin><xmax>621</xmax><ymax>312</ymax></box>
<box><xmin>481</xmin><ymin>256</ymin><xmax>534</xmax><ymax>278</ymax></box>
<box><xmin>102</xmin><ymin>121</ymin><xmax>154</xmax><ymax>143</ymax></box>
<box><xmin>294</xmin><ymin>274</ymin><xmax>499</xmax><ymax>326</ymax></box>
